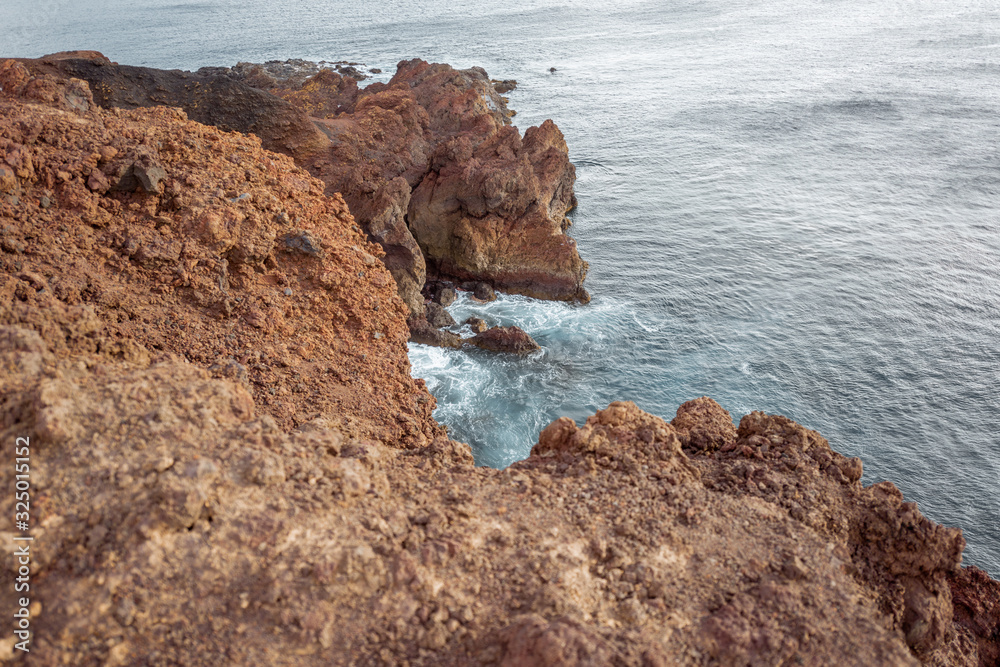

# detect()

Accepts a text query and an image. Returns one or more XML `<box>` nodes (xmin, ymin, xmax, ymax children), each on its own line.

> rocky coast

<box><xmin>20</xmin><ymin>52</ymin><xmax>589</xmax><ymax>345</ymax></box>
<box><xmin>0</xmin><ymin>52</ymin><xmax>997</xmax><ymax>666</ymax></box>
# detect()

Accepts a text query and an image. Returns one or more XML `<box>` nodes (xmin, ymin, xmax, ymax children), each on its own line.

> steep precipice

<box><xmin>0</xmin><ymin>56</ymin><xmax>998</xmax><ymax>666</ymax></box>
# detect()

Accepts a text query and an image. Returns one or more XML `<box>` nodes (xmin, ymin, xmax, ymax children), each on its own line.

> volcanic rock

<box><xmin>672</xmin><ymin>395</ymin><xmax>739</xmax><ymax>452</ymax></box>
<box><xmin>949</xmin><ymin>566</ymin><xmax>1000</xmax><ymax>666</ymax></box>
<box><xmin>0</xmin><ymin>60</ymin><xmax>436</xmax><ymax>445</ymax></box>
<box><xmin>469</xmin><ymin>325</ymin><xmax>540</xmax><ymax>354</ymax></box>
<box><xmin>17</xmin><ymin>53</ymin><xmax>328</xmax><ymax>156</ymax></box>
<box><xmin>0</xmin><ymin>165</ymin><xmax>16</xmax><ymax>193</ymax></box>
<box><xmin>112</xmin><ymin>151</ymin><xmax>167</xmax><ymax>194</ymax></box>
<box><xmin>13</xmin><ymin>54</ymin><xmax>591</xmax><ymax>328</ymax></box>
<box><xmin>492</xmin><ymin>79</ymin><xmax>518</xmax><ymax>94</ymax></box>
<box><xmin>282</xmin><ymin>230</ymin><xmax>324</xmax><ymax>256</ymax></box>
<box><xmin>408</xmin><ymin>118</ymin><xmax>589</xmax><ymax>303</ymax></box>
<box><xmin>229</xmin><ymin>57</ymin><xmax>586</xmax><ymax>311</ymax></box>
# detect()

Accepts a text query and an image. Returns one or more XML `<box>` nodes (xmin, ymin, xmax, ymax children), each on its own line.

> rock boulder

<box><xmin>469</xmin><ymin>325</ymin><xmax>540</xmax><ymax>354</ymax></box>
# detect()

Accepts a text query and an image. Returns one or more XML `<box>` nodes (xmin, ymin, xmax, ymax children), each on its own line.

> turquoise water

<box><xmin>4</xmin><ymin>0</ymin><xmax>999</xmax><ymax>576</ymax></box>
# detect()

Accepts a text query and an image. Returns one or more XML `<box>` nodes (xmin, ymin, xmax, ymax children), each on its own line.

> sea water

<box><xmin>4</xmin><ymin>0</ymin><xmax>998</xmax><ymax>576</ymax></box>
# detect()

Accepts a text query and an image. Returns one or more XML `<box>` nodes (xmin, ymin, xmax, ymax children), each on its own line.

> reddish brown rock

<box><xmin>671</xmin><ymin>395</ymin><xmax>738</xmax><ymax>452</ymax></box>
<box><xmin>0</xmin><ymin>57</ymin><xmax>95</xmax><ymax>114</ymax></box>
<box><xmin>0</xmin><ymin>60</ymin><xmax>437</xmax><ymax>446</ymax></box>
<box><xmin>492</xmin><ymin>79</ymin><xmax>518</xmax><ymax>94</ymax></box>
<box><xmin>1</xmin><ymin>56</ymin><xmax>997</xmax><ymax>667</ymax></box>
<box><xmin>408</xmin><ymin>119</ymin><xmax>588</xmax><ymax>303</ymax></box>
<box><xmin>469</xmin><ymin>325</ymin><xmax>540</xmax><ymax>354</ymax></box>
<box><xmin>0</xmin><ymin>165</ymin><xmax>16</xmax><ymax>194</ymax></box>
<box><xmin>949</xmin><ymin>566</ymin><xmax>1000</xmax><ymax>667</ymax></box>
<box><xmin>491</xmin><ymin>615</ymin><xmax>616</xmax><ymax>666</ymax></box>
<box><xmin>11</xmin><ymin>54</ymin><xmax>590</xmax><ymax>329</ymax></box>
<box><xmin>407</xmin><ymin>315</ymin><xmax>462</xmax><ymax>348</ymax></box>
<box><xmin>251</xmin><ymin>57</ymin><xmax>587</xmax><ymax>313</ymax></box>
<box><xmin>16</xmin><ymin>53</ymin><xmax>328</xmax><ymax>157</ymax></box>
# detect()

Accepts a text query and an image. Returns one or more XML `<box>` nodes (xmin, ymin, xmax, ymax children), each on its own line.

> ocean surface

<box><xmin>4</xmin><ymin>0</ymin><xmax>998</xmax><ymax>576</ymax></box>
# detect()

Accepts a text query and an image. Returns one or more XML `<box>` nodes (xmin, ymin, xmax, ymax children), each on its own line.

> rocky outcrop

<box><xmin>407</xmin><ymin>316</ymin><xmax>462</xmax><ymax>348</ymax></box>
<box><xmin>2</xmin><ymin>57</ymin><xmax>998</xmax><ymax>667</ymax></box>
<box><xmin>425</xmin><ymin>302</ymin><xmax>457</xmax><ymax>328</ymax></box>
<box><xmin>15</xmin><ymin>53</ymin><xmax>589</xmax><ymax>328</ymax></box>
<box><xmin>465</xmin><ymin>317</ymin><xmax>488</xmax><ymax>333</ymax></box>
<box><xmin>425</xmin><ymin>281</ymin><xmax>458</xmax><ymax>307</ymax></box>
<box><xmin>289</xmin><ymin>58</ymin><xmax>589</xmax><ymax>316</ymax></box>
<box><xmin>471</xmin><ymin>281</ymin><xmax>498</xmax><ymax>302</ymax></box>
<box><xmin>469</xmin><ymin>325</ymin><xmax>541</xmax><ymax>354</ymax></box>
<box><xmin>0</xmin><ymin>58</ymin><xmax>437</xmax><ymax>445</ymax></box>
<box><xmin>20</xmin><ymin>51</ymin><xmax>328</xmax><ymax>157</ymax></box>
<box><xmin>408</xmin><ymin>118</ymin><xmax>588</xmax><ymax>303</ymax></box>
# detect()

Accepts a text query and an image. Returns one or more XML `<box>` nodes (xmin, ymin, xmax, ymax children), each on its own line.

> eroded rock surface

<box><xmin>21</xmin><ymin>51</ymin><xmax>328</xmax><ymax>157</ymax></box>
<box><xmin>0</xmin><ymin>57</ymin><xmax>437</xmax><ymax>445</ymax></box>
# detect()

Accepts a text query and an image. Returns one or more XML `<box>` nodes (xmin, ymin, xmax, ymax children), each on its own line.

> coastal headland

<box><xmin>0</xmin><ymin>52</ymin><xmax>997</xmax><ymax>665</ymax></box>
<box><xmin>17</xmin><ymin>51</ymin><xmax>589</xmax><ymax>349</ymax></box>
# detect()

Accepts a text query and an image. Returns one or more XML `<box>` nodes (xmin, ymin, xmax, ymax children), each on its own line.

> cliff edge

<box><xmin>17</xmin><ymin>52</ymin><xmax>590</xmax><ymax>341</ymax></box>
<box><xmin>0</xmin><ymin>57</ymin><xmax>997</xmax><ymax>666</ymax></box>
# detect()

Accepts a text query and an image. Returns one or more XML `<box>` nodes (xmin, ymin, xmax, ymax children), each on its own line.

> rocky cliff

<box><xmin>18</xmin><ymin>52</ymin><xmax>590</xmax><ymax>338</ymax></box>
<box><xmin>1</xmin><ymin>56</ymin><xmax>998</xmax><ymax>666</ymax></box>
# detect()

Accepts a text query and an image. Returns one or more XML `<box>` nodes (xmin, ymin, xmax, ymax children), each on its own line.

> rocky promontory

<box><xmin>1</xmin><ymin>55</ymin><xmax>998</xmax><ymax>666</ymax></box>
<box><xmin>16</xmin><ymin>51</ymin><xmax>590</xmax><ymax>345</ymax></box>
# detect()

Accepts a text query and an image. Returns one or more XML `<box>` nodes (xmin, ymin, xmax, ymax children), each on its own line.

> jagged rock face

<box><xmin>273</xmin><ymin>71</ymin><xmax>436</xmax><ymax>316</ymax></box>
<box><xmin>262</xmin><ymin>57</ymin><xmax>590</xmax><ymax>313</ymax></box>
<box><xmin>408</xmin><ymin>119</ymin><xmax>587</xmax><ymax>302</ymax></box>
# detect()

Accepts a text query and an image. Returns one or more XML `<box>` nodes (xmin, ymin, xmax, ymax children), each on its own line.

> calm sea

<box><xmin>4</xmin><ymin>0</ymin><xmax>998</xmax><ymax>576</ymax></box>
